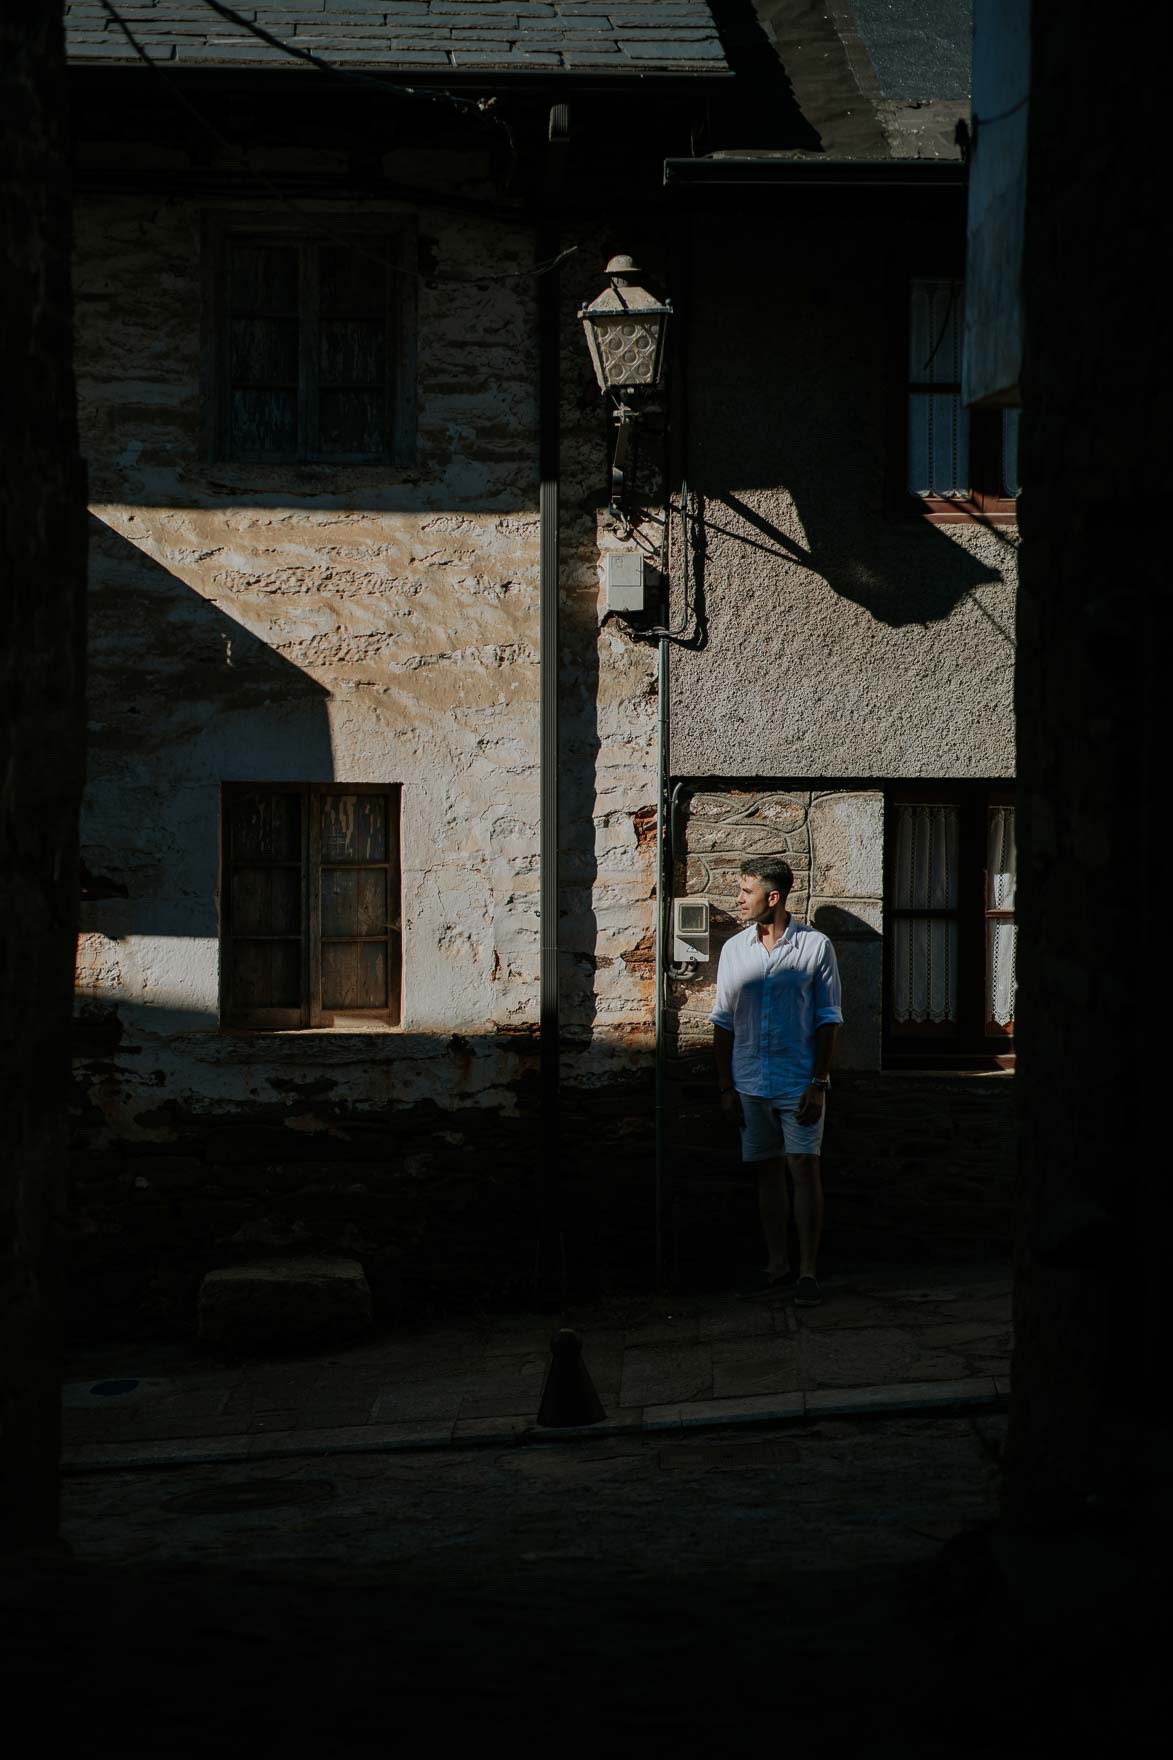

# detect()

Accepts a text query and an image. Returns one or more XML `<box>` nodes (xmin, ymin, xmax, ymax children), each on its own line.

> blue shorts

<box><xmin>738</xmin><ymin>1092</ymin><xmax>825</xmax><ymax>1161</ymax></box>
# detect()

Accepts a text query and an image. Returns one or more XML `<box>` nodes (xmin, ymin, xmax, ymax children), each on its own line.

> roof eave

<box><xmin>663</xmin><ymin>156</ymin><xmax>966</xmax><ymax>187</ymax></box>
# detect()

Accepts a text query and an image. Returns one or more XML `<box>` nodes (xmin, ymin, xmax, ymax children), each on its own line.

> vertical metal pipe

<box><xmin>537</xmin><ymin>198</ymin><xmax>563</xmax><ymax>1303</ymax></box>
<box><xmin>653</xmin><ymin>628</ymin><xmax>669</xmax><ymax>1292</ymax></box>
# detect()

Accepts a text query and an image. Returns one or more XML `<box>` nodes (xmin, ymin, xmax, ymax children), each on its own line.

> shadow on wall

<box><xmin>63</xmin><ymin>1025</ymin><xmax>662</xmax><ymax>1334</ymax></box>
<box><xmin>810</xmin><ymin>901</ymin><xmax>882</xmax><ymax>1072</ymax></box>
<box><xmin>713</xmin><ymin>487</ymin><xmax>1009</xmax><ymax>634</ymax></box>
<box><xmin>685</xmin><ymin>229</ymin><xmax>1013</xmax><ymax>635</ymax></box>
<box><xmin>79</xmin><ymin>517</ymin><xmax>334</xmax><ymax>955</ymax></box>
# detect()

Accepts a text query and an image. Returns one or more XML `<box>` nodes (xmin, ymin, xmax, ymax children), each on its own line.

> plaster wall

<box><xmin>670</xmin><ymin>216</ymin><xmax>1018</xmax><ymax>780</ymax></box>
<box><xmin>68</xmin><ymin>190</ymin><xmax>668</xmax><ymax>1329</ymax></box>
<box><xmin>74</xmin><ymin>190</ymin><xmax>547</xmax><ymax>1060</ymax></box>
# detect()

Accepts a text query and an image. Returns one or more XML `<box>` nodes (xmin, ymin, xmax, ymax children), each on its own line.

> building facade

<box><xmin>66</xmin><ymin>1</ymin><xmax>1015</xmax><ymax>1335</ymax></box>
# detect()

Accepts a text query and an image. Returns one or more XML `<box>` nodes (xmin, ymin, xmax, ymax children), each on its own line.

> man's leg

<box><xmin>787</xmin><ymin>1153</ymin><xmax>823</xmax><ymax>1279</ymax></box>
<box><xmin>756</xmin><ymin>1158</ymin><xmax>792</xmax><ymax>1276</ymax></box>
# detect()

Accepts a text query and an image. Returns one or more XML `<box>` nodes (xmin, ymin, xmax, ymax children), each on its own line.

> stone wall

<box><xmin>1001</xmin><ymin>4</ymin><xmax>1164</xmax><ymax>1524</ymax></box>
<box><xmin>1</xmin><ymin>6</ymin><xmax>88</xmax><ymax>1550</ymax></box>
<box><xmin>73</xmin><ymin>185</ymin><xmax>545</xmax><ymax>1042</ymax></box>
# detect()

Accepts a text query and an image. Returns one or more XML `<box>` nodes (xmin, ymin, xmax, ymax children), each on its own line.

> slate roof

<box><xmin>849</xmin><ymin>0</ymin><xmax>970</xmax><ymax>101</ymax></box>
<box><xmin>64</xmin><ymin>1</ymin><xmax>731</xmax><ymax>74</ymax></box>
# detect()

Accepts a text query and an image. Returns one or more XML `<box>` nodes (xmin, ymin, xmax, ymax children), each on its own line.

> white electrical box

<box><xmin>604</xmin><ymin>550</ymin><xmax>650</xmax><ymax>614</ymax></box>
<box><xmin>672</xmin><ymin>897</ymin><xmax>710</xmax><ymax>963</ymax></box>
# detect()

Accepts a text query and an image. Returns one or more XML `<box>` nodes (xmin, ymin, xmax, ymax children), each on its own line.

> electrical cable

<box><xmin>195</xmin><ymin>0</ymin><xmax>499</xmax><ymax>124</ymax></box>
<box><xmin>193</xmin><ymin>0</ymin><xmax>522</xmax><ymax>188</ymax></box>
<box><xmin>641</xmin><ymin>483</ymin><xmax>696</xmax><ymax>640</ymax></box>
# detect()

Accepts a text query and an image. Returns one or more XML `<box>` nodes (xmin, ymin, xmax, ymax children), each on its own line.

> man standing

<box><xmin>710</xmin><ymin>859</ymin><xmax>843</xmax><ymax>1306</ymax></box>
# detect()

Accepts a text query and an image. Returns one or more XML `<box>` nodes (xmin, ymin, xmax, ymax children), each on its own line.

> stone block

<box><xmin>808</xmin><ymin>792</ymin><xmax>884</xmax><ymax>898</ymax></box>
<box><xmin>809</xmin><ymin>897</ymin><xmax>883</xmax><ymax>937</ymax></box>
<box><xmin>196</xmin><ymin>1257</ymin><xmax>372</xmax><ymax>1351</ymax></box>
<box><xmin>686</xmin><ymin>820</ymin><xmax>793</xmax><ymax>856</ymax></box>
<box><xmin>682</xmin><ymin>792</ymin><xmax>748</xmax><ymax>821</ymax></box>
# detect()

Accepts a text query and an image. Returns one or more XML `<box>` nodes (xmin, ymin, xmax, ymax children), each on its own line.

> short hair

<box><xmin>740</xmin><ymin>856</ymin><xmax>793</xmax><ymax>901</ymax></box>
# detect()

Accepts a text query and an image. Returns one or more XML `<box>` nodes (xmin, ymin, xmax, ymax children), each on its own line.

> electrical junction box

<box><xmin>604</xmin><ymin>550</ymin><xmax>655</xmax><ymax>615</ymax></box>
<box><xmin>672</xmin><ymin>897</ymin><xmax>710</xmax><ymax>963</ymax></box>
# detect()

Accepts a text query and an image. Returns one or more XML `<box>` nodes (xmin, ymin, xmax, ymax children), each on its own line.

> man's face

<box><xmin>737</xmin><ymin>872</ymin><xmax>778</xmax><ymax>924</ymax></box>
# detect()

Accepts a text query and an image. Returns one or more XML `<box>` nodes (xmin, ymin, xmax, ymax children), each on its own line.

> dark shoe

<box><xmin>794</xmin><ymin>1275</ymin><xmax>822</xmax><ymax>1308</ymax></box>
<box><xmin>735</xmin><ymin>1267</ymin><xmax>797</xmax><ymax>1301</ymax></box>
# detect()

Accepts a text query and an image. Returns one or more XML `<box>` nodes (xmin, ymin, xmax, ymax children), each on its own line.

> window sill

<box><xmin>200</xmin><ymin>460</ymin><xmax>419</xmax><ymax>492</ymax></box>
<box><xmin>894</xmin><ymin>502</ymin><xmax>1018</xmax><ymax>528</ymax></box>
<box><xmin>219</xmin><ymin>1022</ymin><xmax>403</xmax><ymax>1037</ymax></box>
<box><xmin>879</xmin><ymin>1059</ymin><xmax>1014</xmax><ymax>1075</ymax></box>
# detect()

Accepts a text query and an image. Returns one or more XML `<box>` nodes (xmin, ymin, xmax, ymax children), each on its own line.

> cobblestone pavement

<box><xmin>60</xmin><ymin>1412</ymin><xmax>1010</xmax><ymax>1579</ymax></box>
<box><xmin>61</xmin><ymin>1261</ymin><xmax>1013</xmax><ymax>1468</ymax></box>
<box><xmin>6</xmin><ymin>1404</ymin><xmax>1158</xmax><ymax>1756</ymax></box>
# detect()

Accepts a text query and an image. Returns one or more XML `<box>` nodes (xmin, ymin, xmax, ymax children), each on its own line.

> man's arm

<box><xmin>714</xmin><ymin>1024</ymin><xmax>734</xmax><ymax>1090</ymax></box>
<box><xmin>812</xmin><ymin>1021</ymin><xmax>838</xmax><ymax>1083</ymax></box>
<box><xmin>796</xmin><ymin>1022</ymin><xmax>839</xmax><ymax>1123</ymax></box>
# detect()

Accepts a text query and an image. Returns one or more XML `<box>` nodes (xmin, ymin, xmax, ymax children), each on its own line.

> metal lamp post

<box><xmin>578</xmin><ymin>255</ymin><xmax>672</xmax><ymax>514</ymax></box>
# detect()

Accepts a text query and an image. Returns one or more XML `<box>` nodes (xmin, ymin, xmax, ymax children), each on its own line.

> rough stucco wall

<box><xmin>67</xmin><ymin>181</ymin><xmax>556</xmax><ymax>1326</ymax></box>
<box><xmin>671</xmin><ymin>216</ymin><xmax>1017</xmax><ymax>780</ymax></box>
<box><xmin>73</xmin><ymin>189</ymin><xmax>542</xmax><ymax>1055</ymax></box>
<box><xmin>68</xmin><ymin>196</ymin><xmax>671</xmax><ymax>1326</ymax></box>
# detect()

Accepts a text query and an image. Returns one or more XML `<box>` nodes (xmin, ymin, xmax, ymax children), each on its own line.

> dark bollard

<box><xmin>536</xmin><ymin>1328</ymin><xmax>606</xmax><ymax>1429</ymax></box>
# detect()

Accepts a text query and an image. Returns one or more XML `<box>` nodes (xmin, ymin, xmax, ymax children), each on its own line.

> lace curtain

<box><xmin>892</xmin><ymin>804</ymin><xmax>958</xmax><ymax>1023</ymax></box>
<box><xmin>987</xmin><ymin>806</ymin><xmax>1017</xmax><ymax>1027</ymax></box>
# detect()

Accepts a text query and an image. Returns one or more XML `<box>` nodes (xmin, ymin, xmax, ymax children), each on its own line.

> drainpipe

<box><xmin>536</xmin><ymin>105</ymin><xmax>569</xmax><ymax>1305</ymax></box>
<box><xmin>654</xmin><ymin>630</ymin><xmax>669</xmax><ymax>1292</ymax></box>
<box><xmin>652</xmin><ymin>234</ymin><xmax>693</xmax><ymax>1292</ymax></box>
<box><xmin>652</xmin><ymin>491</ymin><xmax>691</xmax><ymax>1294</ymax></box>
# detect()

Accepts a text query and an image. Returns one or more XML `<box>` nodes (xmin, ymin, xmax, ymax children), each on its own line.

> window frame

<box><xmin>888</xmin><ymin>271</ymin><xmax>1018</xmax><ymax>526</ymax></box>
<box><xmin>201</xmin><ymin>211</ymin><xmax>417</xmax><ymax>468</ymax></box>
<box><xmin>881</xmin><ymin>781</ymin><xmax>1016</xmax><ymax>1070</ymax></box>
<box><xmin>219</xmin><ymin>782</ymin><xmax>403</xmax><ymax>1032</ymax></box>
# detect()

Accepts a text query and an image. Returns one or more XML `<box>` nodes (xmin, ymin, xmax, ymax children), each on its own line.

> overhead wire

<box><xmin>196</xmin><ymin>0</ymin><xmax>503</xmax><ymax>125</ymax></box>
<box><xmin>195</xmin><ymin>0</ymin><xmax>523</xmax><ymax>189</ymax></box>
<box><xmin>97</xmin><ymin>2</ymin><xmax>576</xmax><ymax>284</ymax></box>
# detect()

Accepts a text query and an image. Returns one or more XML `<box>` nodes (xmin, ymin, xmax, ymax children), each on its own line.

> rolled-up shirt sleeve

<box><xmin>813</xmin><ymin>938</ymin><xmax>845</xmax><ymax>1028</ymax></box>
<box><xmin>708</xmin><ymin>945</ymin><xmax>735</xmax><ymax>1031</ymax></box>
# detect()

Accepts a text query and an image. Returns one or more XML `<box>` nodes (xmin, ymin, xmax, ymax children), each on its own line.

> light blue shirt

<box><xmin>708</xmin><ymin>918</ymin><xmax>844</xmax><ymax>1101</ymax></box>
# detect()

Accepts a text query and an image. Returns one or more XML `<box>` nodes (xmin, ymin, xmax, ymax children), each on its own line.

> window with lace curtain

<box><xmin>902</xmin><ymin>278</ymin><xmax>1019</xmax><ymax>524</ymax></box>
<box><xmin>884</xmin><ymin>784</ymin><xmax>1016</xmax><ymax>1066</ymax></box>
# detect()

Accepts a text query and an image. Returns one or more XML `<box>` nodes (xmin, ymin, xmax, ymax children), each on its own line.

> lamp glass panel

<box><xmin>592</xmin><ymin>315</ymin><xmax>664</xmax><ymax>387</ymax></box>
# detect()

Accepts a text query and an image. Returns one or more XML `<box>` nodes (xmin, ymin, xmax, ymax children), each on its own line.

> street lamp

<box><xmin>578</xmin><ymin>254</ymin><xmax>672</xmax><ymax>514</ymax></box>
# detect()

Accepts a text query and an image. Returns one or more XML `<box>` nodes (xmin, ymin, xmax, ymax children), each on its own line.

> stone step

<box><xmin>197</xmin><ymin>1257</ymin><xmax>372</xmax><ymax>1352</ymax></box>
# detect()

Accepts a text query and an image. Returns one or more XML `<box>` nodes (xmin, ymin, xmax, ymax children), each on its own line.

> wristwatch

<box><xmin>809</xmin><ymin>1076</ymin><xmax>831</xmax><ymax>1091</ymax></box>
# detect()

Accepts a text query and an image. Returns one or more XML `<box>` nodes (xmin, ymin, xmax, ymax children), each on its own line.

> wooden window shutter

<box><xmin>221</xmin><ymin>786</ymin><xmax>308</xmax><ymax>1028</ymax></box>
